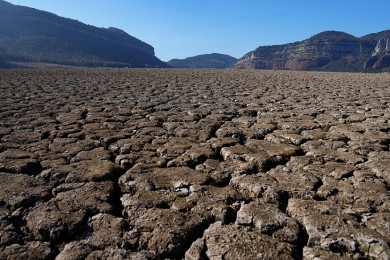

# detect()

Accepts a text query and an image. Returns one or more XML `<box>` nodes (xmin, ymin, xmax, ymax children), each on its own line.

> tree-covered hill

<box><xmin>0</xmin><ymin>0</ymin><xmax>168</xmax><ymax>68</ymax></box>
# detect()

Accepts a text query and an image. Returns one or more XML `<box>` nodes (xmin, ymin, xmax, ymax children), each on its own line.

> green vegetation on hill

<box><xmin>318</xmin><ymin>61</ymin><xmax>376</xmax><ymax>73</ymax></box>
<box><xmin>360</xmin><ymin>30</ymin><xmax>390</xmax><ymax>41</ymax></box>
<box><xmin>308</xmin><ymin>31</ymin><xmax>357</xmax><ymax>42</ymax></box>
<box><xmin>0</xmin><ymin>0</ymin><xmax>168</xmax><ymax>68</ymax></box>
<box><xmin>167</xmin><ymin>53</ymin><xmax>237</xmax><ymax>69</ymax></box>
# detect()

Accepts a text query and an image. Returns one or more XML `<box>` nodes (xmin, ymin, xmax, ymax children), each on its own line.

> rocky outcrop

<box><xmin>364</xmin><ymin>37</ymin><xmax>390</xmax><ymax>70</ymax></box>
<box><xmin>230</xmin><ymin>30</ymin><xmax>390</xmax><ymax>72</ymax></box>
<box><xmin>372</xmin><ymin>37</ymin><xmax>390</xmax><ymax>56</ymax></box>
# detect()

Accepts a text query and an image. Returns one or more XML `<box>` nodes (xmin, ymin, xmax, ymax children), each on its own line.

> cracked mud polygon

<box><xmin>0</xmin><ymin>69</ymin><xmax>389</xmax><ymax>259</ymax></box>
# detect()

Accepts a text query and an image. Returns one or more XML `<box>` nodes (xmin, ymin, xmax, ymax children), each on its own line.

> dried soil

<box><xmin>0</xmin><ymin>68</ymin><xmax>389</xmax><ymax>259</ymax></box>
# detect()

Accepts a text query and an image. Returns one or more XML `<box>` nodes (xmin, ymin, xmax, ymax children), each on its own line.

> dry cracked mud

<box><xmin>0</xmin><ymin>68</ymin><xmax>389</xmax><ymax>259</ymax></box>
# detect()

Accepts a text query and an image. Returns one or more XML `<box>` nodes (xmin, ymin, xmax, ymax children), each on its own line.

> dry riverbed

<box><xmin>0</xmin><ymin>68</ymin><xmax>389</xmax><ymax>259</ymax></box>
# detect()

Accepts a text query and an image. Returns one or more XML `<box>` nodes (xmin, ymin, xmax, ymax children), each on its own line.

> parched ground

<box><xmin>0</xmin><ymin>68</ymin><xmax>389</xmax><ymax>259</ymax></box>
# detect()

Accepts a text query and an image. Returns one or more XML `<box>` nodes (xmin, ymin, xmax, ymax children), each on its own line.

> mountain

<box><xmin>229</xmin><ymin>30</ymin><xmax>390</xmax><ymax>72</ymax></box>
<box><xmin>167</xmin><ymin>53</ymin><xmax>237</xmax><ymax>69</ymax></box>
<box><xmin>0</xmin><ymin>0</ymin><xmax>168</xmax><ymax>68</ymax></box>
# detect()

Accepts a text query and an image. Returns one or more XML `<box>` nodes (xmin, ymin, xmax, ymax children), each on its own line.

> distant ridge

<box><xmin>229</xmin><ymin>30</ymin><xmax>390</xmax><ymax>72</ymax></box>
<box><xmin>167</xmin><ymin>53</ymin><xmax>237</xmax><ymax>69</ymax></box>
<box><xmin>0</xmin><ymin>0</ymin><xmax>168</xmax><ymax>68</ymax></box>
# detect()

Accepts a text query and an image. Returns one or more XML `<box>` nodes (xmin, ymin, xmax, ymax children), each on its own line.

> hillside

<box><xmin>229</xmin><ymin>30</ymin><xmax>390</xmax><ymax>72</ymax></box>
<box><xmin>167</xmin><ymin>53</ymin><xmax>237</xmax><ymax>69</ymax></box>
<box><xmin>0</xmin><ymin>0</ymin><xmax>168</xmax><ymax>68</ymax></box>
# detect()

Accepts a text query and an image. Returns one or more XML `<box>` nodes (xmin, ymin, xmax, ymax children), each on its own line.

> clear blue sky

<box><xmin>7</xmin><ymin>0</ymin><xmax>390</xmax><ymax>61</ymax></box>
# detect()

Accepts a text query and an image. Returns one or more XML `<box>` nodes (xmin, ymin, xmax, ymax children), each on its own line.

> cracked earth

<box><xmin>0</xmin><ymin>68</ymin><xmax>389</xmax><ymax>259</ymax></box>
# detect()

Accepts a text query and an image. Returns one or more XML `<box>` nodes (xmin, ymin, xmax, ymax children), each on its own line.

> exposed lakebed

<box><xmin>0</xmin><ymin>69</ymin><xmax>389</xmax><ymax>259</ymax></box>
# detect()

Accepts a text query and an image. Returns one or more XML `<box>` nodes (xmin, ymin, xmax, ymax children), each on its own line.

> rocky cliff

<box><xmin>364</xmin><ymin>37</ymin><xmax>390</xmax><ymax>70</ymax></box>
<box><xmin>230</xmin><ymin>30</ymin><xmax>390</xmax><ymax>72</ymax></box>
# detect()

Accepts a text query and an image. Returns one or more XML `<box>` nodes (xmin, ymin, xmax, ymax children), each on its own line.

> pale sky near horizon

<box><xmin>7</xmin><ymin>0</ymin><xmax>390</xmax><ymax>61</ymax></box>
